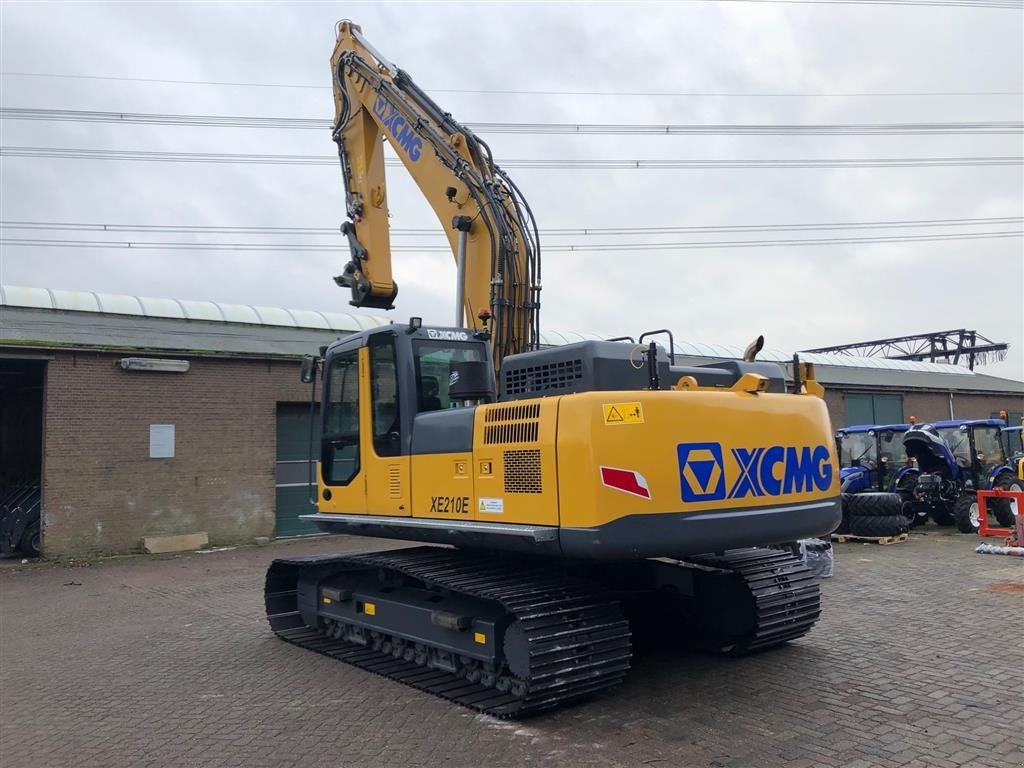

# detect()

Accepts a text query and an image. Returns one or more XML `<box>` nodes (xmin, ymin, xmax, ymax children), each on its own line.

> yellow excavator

<box><xmin>265</xmin><ymin>21</ymin><xmax>841</xmax><ymax>717</ymax></box>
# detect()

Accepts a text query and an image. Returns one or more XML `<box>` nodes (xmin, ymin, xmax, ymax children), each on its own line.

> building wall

<box><xmin>34</xmin><ymin>347</ymin><xmax>1024</xmax><ymax>556</ymax></box>
<box><xmin>827</xmin><ymin>389</ymin><xmax>1024</xmax><ymax>429</ymax></box>
<box><xmin>42</xmin><ymin>352</ymin><xmax>312</xmax><ymax>556</ymax></box>
<box><xmin>946</xmin><ymin>392</ymin><xmax>1024</xmax><ymax>422</ymax></box>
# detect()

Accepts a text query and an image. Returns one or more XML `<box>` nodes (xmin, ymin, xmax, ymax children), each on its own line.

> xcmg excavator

<box><xmin>264</xmin><ymin>21</ymin><xmax>841</xmax><ymax>717</ymax></box>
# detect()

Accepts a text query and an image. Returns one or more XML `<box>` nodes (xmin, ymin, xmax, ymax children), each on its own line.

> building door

<box><xmin>844</xmin><ymin>393</ymin><xmax>903</xmax><ymax>426</ymax></box>
<box><xmin>275</xmin><ymin>403</ymin><xmax>321</xmax><ymax>537</ymax></box>
<box><xmin>0</xmin><ymin>359</ymin><xmax>45</xmax><ymax>557</ymax></box>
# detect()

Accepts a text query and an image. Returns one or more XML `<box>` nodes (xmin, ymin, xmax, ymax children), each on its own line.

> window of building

<box><xmin>991</xmin><ymin>410</ymin><xmax>1023</xmax><ymax>425</ymax></box>
<box><xmin>844</xmin><ymin>393</ymin><xmax>903</xmax><ymax>426</ymax></box>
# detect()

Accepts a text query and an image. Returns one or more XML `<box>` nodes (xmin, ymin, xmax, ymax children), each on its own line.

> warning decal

<box><xmin>602</xmin><ymin>402</ymin><xmax>644</xmax><ymax>425</ymax></box>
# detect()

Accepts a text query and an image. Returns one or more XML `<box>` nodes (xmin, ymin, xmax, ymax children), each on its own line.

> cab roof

<box><xmin>837</xmin><ymin>423</ymin><xmax>912</xmax><ymax>434</ymax></box>
<box><xmin>930</xmin><ymin>419</ymin><xmax>1006</xmax><ymax>429</ymax></box>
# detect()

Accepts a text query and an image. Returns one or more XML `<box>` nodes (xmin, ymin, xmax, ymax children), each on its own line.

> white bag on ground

<box><xmin>799</xmin><ymin>538</ymin><xmax>834</xmax><ymax>579</ymax></box>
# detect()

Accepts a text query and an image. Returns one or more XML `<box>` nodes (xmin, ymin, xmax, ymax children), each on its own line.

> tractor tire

<box><xmin>835</xmin><ymin>495</ymin><xmax>852</xmax><ymax>534</ymax></box>
<box><xmin>843</xmin><ymin>492</ymin><xmax>903</xmax><ymax>518</ymax></box>
<box><xmin>990</xmin><ymin>472</ymin><xmax>1018</xmax><ymax>528</ymax></box>
<box><xmin>954</xmin><ymin>493</ymin><xmax>980</xmax><ymax>534</ymax></box>
<box><xmin>849</xmin><ymin>514</ymin><xmax>909</xmax><ymax>538</ymax></box>
<box><xmin>930</xmin><ymin>501</ymin><xmax>956</xmax><ymax>526</ymax></box>
<box><xmin>18</xmin><ymin>522</ymin><xmax>40</xmax><ymax>559</ymax></box>
<box><xmin>894</xmin><ymin>474</ymin><xmax>927</xmax><ymax>528</ymax></box>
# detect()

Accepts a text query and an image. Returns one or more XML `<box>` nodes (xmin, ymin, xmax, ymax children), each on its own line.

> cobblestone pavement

<box><xmin>2</xmin><ymin>526</ymin><xmax>1022</xmax><ymax>768</ymax></box>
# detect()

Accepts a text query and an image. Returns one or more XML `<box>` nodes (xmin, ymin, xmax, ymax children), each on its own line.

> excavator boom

<box><xmin>330</xmin><ymin>20</ymin><xmax>541</xmax><ymax>366</ymax></box>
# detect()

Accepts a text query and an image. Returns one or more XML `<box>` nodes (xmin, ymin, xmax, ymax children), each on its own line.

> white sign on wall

<box><xmin>149</xmin><ymin>424</ymin><xmax>175</xmax><ymax>458</ymax></box>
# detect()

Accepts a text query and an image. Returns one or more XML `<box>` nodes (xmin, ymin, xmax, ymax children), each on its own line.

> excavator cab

<box><xmin>315</xmin><ymin>322</ymin><xmax>495</xmax><ymax>518</ymax></box>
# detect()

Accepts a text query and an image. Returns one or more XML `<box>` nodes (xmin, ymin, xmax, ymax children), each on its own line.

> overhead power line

<box><xmin>1</xmin><ymin>72</ymin><xmax>1021</xmax><ymax>98</ymax></box>
<box><xmin>2</xmin><ymin>231</ymin><xmax>1020</xmax><ymax>253</ymax></box>
<box><xmin>2</xmin><ymin>217</ymin><xmax>1020</xmax><ymax>237</ymax></box>
<box><xmin>709</xmin><ymin>0</ymin><xmax>1022</xmax><ymax>7</ymax></box>
<box><xmin>3</xmin><ymin>146</ymin><xmax>1019</xmax><ymax>169</ymax></box>
<box><xmin>3</xmin><ymin>107</ymin><xmax>1021</xmax><ymax>135</ymax></box>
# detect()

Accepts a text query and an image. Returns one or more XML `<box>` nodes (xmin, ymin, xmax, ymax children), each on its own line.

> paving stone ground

<box><xmin>1</xmin><ymin>526</ymin><xmax>1022</xmax><ymax>768</ymax></box>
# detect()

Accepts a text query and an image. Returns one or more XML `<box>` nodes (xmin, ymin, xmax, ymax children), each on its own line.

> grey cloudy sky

<box><xmin>1</xmin><ymin>0</ymin><xmax>1022</xmax><ymax>379</ymax></box>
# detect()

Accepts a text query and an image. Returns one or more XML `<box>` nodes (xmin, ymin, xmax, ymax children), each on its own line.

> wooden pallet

<box><xmin>830</xmin><ymin>532</ymin><xmax>909</xmax><ymax>545</ymax></box>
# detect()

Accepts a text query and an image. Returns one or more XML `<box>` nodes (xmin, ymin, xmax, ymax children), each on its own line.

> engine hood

<box><xmin>903</xmin><ymin>426</ymin><xmax>955</xmax><ymax>475</ymax></box>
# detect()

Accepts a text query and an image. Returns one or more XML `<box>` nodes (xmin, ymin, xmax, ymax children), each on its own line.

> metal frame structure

<box><xmin>802</xmin><ymin>329</ymin><xmax>1008</xmax><ymax>370</ymax></box>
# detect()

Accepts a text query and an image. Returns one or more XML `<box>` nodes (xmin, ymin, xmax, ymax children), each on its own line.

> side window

<box><xmin>322</xmin><ymin>349</ymin><xmax>360</xmax><ymax>485</ymax></box>
<box><xmin>369</xmin><ymin>334</ymin><xmax>401</xmax><ymax>457</ymax></box>
<box><xmin>413</xmin><ymin>340</ymin><xmax>488</xmax><ymax>412</ymax></box>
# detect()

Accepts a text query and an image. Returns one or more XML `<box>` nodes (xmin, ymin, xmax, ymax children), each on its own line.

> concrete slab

<box><xmin>142</xmin><ymin>531</ymin><xmax>209</xmax><ymax>554</ymax></box>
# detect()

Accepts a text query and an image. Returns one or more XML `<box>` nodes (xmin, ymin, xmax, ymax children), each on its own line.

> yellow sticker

<box><xmin>322</xmin><ymin>596</ymin><xmax>333</xmax><ymax>604</ymax></box>
<box><xmin>474</xmin><ymin>632</ymin><xmax>487</xmax><ymax>644</ymax></box>
<box><xmin>602</xmin><ymin>402</ymin><xmax>644</xmax><ymax>425</ymax></box>
<box><xmin>363</xmin><ymin>602</ymin><xmax>376</xmax><ymax>616</ymax></box>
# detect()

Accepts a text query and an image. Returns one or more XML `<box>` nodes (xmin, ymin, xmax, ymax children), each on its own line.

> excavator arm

<box><xmin>330</xmin><ymin>20</ymin><xmax>541</xmax><ymax>366</ymax></box>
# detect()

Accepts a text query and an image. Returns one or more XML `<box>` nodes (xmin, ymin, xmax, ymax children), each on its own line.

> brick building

<box><xmin>2</xmin><ymin>285</ymin><xmax>1022</xmax><ymax>557</ymax></box>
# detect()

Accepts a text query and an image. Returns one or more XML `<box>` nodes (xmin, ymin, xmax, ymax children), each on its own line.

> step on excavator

<box><xmin>264</xmin><ymin>21</ymin><xmax>841</xmax><ymax>717</ymax></box>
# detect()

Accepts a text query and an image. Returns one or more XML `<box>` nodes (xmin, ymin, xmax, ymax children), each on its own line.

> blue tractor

<box><xmin>837</xmin><ymin>424</ymin><xmax>916</xmax><ymax>493</ymax></box>
<box><xmin>1001</xmin><ymin>422</ymin><xmax>1023</xmax><ymax>470</ymax></box>
<box><xmin>903</xmin><ymin>419</ymin><xmax>1018</xmax><ymax>532</ymax></box>
<box><xmin>836</xmin><ymin>423</ymin><xmax>922</xmax><ymax>532</ymax></box>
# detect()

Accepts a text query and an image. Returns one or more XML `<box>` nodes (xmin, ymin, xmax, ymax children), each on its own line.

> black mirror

<box><xmin>300</xmin><ymin>355</ymin><xmax>317</xmax><ymax>384</ymax></box>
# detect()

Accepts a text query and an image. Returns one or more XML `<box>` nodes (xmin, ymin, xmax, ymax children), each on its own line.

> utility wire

<box><xmin>2</xmin><ymin>231</ymin><xmax>1020</xmax><ymax>253</ymax></box>
<box><xmin>3</xmin><ymin>107</ymin><xmax>1021</xmax><ymax>135</ymax></box>
<box><xmin>2</xmin><ymin>217</ymin><xmax>1020</xmax><ymax>236</ymax></box>
<box><xmin>706</xmin><ymin>0</ymin><xmax>1022</xmax><ymax>7</ymax></box>
<box><xmin>3</xmin><ymin>146</ymin><xmax>1019</xmax><ymax>169</ymax></box>
<box><xmin>1</xmin><ymin>72</ymin><xmax>1020</xmax><ymax>98</ymax></box>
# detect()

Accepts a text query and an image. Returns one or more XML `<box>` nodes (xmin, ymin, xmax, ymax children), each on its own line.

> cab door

<box><xmin>319</xmin><ymin>343</ymin><xmax>366</xmax><ymax>514</ymax></box>
<box><xmin>363</xmin><ymin>332</ymin><xmax>411</xmax><ymax>516</ymax></box>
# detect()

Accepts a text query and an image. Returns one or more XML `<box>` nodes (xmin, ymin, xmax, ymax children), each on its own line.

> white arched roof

<box><xmin>0</xmin><ymin>285</ymin><xmax>390</xmax><ymax>333</ymax></box>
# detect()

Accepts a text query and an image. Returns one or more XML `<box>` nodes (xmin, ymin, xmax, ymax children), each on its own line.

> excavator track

<box><xmin>684</xmin><ymin>547</ymin><xmax>822</xmax><ymax>655</ymax></box>
<box><xmin>265</xmin><ymin>546</ymin><xmax>632</xmax><ymax>718</ymax></box>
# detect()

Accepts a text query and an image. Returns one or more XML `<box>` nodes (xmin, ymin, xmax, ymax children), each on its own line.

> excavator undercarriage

<box><xmin>266</xmin><ymin>545</ymin><xmax>820</xmax><ymax>717</ymax></box>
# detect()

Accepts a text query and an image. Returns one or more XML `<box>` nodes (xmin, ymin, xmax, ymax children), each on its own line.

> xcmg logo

<box><xmin>373</xmin><ymin>95</ymin><xmax>423</xmax><ymax>161</ymax></box>
<box><xmin>677</xmin><ymin>442</ymin><xmax>833</xmax><ymax>502</ymax></box>
<box><xmin>426</xmin><ymin>329</ymin><xmax>469</xmax><ymax>341</ymax></box>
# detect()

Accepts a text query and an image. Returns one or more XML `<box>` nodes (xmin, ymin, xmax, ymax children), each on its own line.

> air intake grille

<box><xmin>483</xmin><ymin>402</ymin><xmax>541</xmax><ymax>445</ymax></box>
<box><xmin>503</xmin><ymin>449</ymin><xmax>542</xmax><ymax>494</ymax></box>
<box><xmin>388</xmin><ymin>465</ymin><xmax>401</xmax><ymax>499</ymax></box>
<box><xmin>503</xmin><ymin>359</ymin><xmax>584</xmax><ymax>397</ymax></box>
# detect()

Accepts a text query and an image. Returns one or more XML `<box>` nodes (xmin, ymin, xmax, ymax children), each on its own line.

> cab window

<box><xmin>412</xmin><ymin>340</ymin><xmax>487</xmax><ymax>412</ymax></box>
<box><xmin>369</xmin><ymin>334</ymin><xmax>401</xmax><ymax>457</ymax></box>
<box><xmin>322</xmin><ymin>349</ymin><xmax>360</xmax><ymax>485</ymax></box>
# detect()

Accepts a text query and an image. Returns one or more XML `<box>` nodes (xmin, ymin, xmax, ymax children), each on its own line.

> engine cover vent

<box><xmin>503</xmin><ymin>359</ymin><xmax>583</xmax><ymax>398</ymax></box>
<box><xmin>484</xmin><ymin>402</ymin><xmax>540</xmax><ymax>445</ymax></box>
<box><xmin>503</xmin><ymin>449</ymin><xmax>542</xmax><ymax>494</ymax></box>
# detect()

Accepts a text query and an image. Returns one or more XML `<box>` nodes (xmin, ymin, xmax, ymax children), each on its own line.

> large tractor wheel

<box><xmin>930</xmin><ymin>501</ymin><xmax>956</xmax><ymax>526</ymax></box>
<box><xmin>18</xmin><ymin>522</ymin><xmax>40</xmax><ymax>558</ymax></box>
<box><xmin>835</xmin><ymin>495</ymin><xmax>852</xmax><ymax>534</ymax></box>
<box><xmin>844</xmin><ymin>492</ymin><xmax>903</xmax><ymax>518</ymax></box>
<box><xmin>954</xmin><ymin>493</ymin><xmax>980</xmax><ymax>533</ymax></box>
<box><xmin>849</xmin><ymin>514</ymin><xmax>909</xmax><ymax>538</ymax></box>
<box><xmin>894</xmin><ymin>474</ymin><xmax>926</xmax><ymax>527</ymax></box>
<box><xmin>990</xmin><ymin>472</ymin><xmax>1019</xmax><ymax>528</ymax></box>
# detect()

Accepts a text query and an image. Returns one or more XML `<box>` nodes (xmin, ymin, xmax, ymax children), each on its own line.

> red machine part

<box><xmin>976</xmin><ymin>488</ymin><xmax>1024</xmax><ymax>545</ymax></box>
